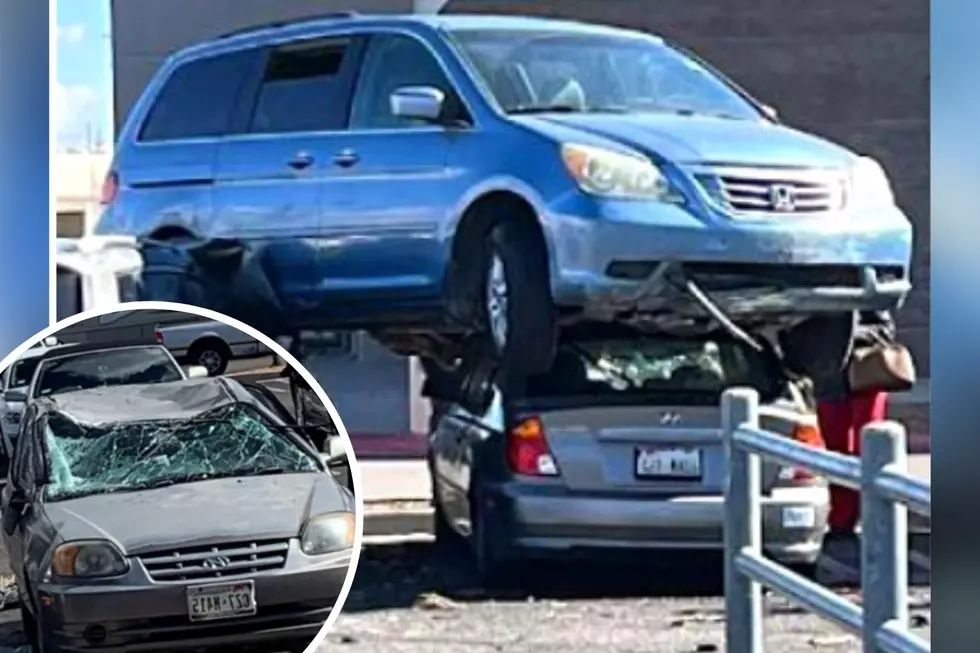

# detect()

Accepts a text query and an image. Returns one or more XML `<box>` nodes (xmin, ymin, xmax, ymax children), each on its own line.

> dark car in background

<box><xmin>2</xmin><ymin>376</ymin><xmax>354</xmax><ymax>653</ymax></box>
<box><xmin>428</xmin><ymin>327</ymin><xmax>829</xmax><ymax>583</ymax></box>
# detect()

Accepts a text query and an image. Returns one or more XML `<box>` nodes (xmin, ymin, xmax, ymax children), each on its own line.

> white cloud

<box><xmin>55</xmin><ymin>82</ymin><xmax>101</xmax><ymax>149</ymax></box>
<box><xmin>58</xmin><ymin>23</ymin><xmax>86</xmax><ymax>45</ymax></box>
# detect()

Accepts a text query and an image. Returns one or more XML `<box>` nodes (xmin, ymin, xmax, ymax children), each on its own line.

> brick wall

<box><xmin>445</xmin><ymin>0</ymin><xmax>930</xmax><ymax>373</ymax></box>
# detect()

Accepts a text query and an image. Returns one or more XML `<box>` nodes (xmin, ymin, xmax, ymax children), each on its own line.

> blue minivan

<box><xmin>95</xmin><ymin>13</ymin><xmax>913</xmax><ymax>379</ymax></box>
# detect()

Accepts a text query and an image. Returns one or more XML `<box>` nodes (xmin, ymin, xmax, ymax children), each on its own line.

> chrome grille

<box><xmin>692</xmin><ymin>166</ymin><xmax>846</xmax><ymax>216</ymax></box>
<box><xmin>139</xmin><ymin>539</ymin><xmax>290</xmax><ymax>582</ymax></box>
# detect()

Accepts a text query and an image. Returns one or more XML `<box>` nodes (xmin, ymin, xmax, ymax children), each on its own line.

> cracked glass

<box><xmin>43</xmin><ymin>403</ymin><xmax>321</xmax><ymax>501</ymax></box>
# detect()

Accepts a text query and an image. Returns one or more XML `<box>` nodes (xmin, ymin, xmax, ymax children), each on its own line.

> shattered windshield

<box><xmin>43</xmin><ymin>403</ymin><xmax>321</xmax><ymax>501</ymax></box>
<box><xmin>34</xmin><ymin>346</ymin><xmax>182</xmax><ymax>398</ymax></box>
<box><xmin>9</xmin><ymin>358</ymin><xmax>41</xmax><ymax>389</ymax></box>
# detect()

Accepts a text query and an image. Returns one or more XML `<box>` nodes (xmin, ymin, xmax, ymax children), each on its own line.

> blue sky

<box><xmin>55</xmin><ymin>0</ymin><xmax>112</xmax><ymax>151</ymax></box>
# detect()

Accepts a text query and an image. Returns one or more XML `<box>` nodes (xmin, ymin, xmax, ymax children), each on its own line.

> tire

<box><xmin>188</xmin><ymin>339</ymin><xmax>230</xmax><ymax>376</ymax></box>
<box><xmin>479</xmin><ymin>220</ymin><xmax>556</xmax><ymax>377</ymax></box>
<box><xmin>20</xmin><ymin>585</ymin><xmax>41</xmax><ymax>652</ymax></box>
<box><xmin>470</xmin><ymin>492</ymin><xmax>517</xmax><ymax>589</ymax></box>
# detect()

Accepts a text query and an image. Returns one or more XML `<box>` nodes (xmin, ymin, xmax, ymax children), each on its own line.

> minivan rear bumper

<box><xmin>482</xmin><ymin>483</ymin><xmax>828</xmax><ymax>565</ymax></box>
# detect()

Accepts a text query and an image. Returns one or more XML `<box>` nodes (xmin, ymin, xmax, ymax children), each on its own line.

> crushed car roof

<box><xmin>37</xmin><ymin>376</ymin><xmax>263</xmax><ymax>426</ymax></box>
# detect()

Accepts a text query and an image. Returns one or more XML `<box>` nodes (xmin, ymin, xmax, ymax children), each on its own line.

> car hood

<box><xmin>521</xmin><ymin>113</ymin><xmax>856</xmax><ymax>168</ymax></box>
<box><xmin>44</xmin><ymin>473</ymin><xmax>350</xmax><ymax>555</ymax></box>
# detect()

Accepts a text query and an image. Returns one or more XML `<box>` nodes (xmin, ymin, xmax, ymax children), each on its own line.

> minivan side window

<box><xmin>139</xmin><ymin>49</ymin><xmax>258</xmax><ymax>142</ymax></box>
<box><xmin>250</xmin><ymin>39</ymin><xmax>352</xmax><ymax>134</ymax></box>
<box><xmin>350</xmin><ymin>34</ymin><xmax>459</xmax><ymax>130</ymax></box>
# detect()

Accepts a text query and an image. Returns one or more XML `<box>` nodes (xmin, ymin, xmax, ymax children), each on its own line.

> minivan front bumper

<box><xmin>545</xmin><ymin>196</ymin><xmax>913</xmax><ymax>320</ymax></box>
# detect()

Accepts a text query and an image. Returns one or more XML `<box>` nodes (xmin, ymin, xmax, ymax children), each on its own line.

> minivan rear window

<box><xmin>139</xmin><ymin>49</ymin><xmax>258</xmax><ymax>142</ymax></box>
<box><xmin>522</xmin><ymin>335</ymin><xmax>781</xmax><ymax>402</ymax></box>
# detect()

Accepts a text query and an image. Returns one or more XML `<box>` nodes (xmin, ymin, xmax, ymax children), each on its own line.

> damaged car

<box><xmin>428</xmin><ymin>325</ymin><xmax>829</xmax><ymax>583</ymax></box>
<box><xmin>94</xmin><ymin>14</ymin><xmax>912</xmax><ymax>383</ymax></box>
<box><xmin>1</xmin><ymin>376</ymin><xmax>355</xmax><ymax>652</ymax></box>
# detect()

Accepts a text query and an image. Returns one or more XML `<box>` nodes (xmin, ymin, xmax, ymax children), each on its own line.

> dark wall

<box><xmin>445</xmin><ymin>0</ymin><xmax>930</xmax><ymax>373</ymax></box>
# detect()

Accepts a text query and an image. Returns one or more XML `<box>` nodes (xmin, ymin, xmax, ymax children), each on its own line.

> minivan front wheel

<box><xmin>479</xmin><ymin>221</ymin><xmax>556</xmax><ymax>377</ymax></box>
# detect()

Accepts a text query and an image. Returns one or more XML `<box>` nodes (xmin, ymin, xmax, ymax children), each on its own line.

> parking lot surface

<box><xmin>326</xmin><ymin>541</ymin><xmax>929</xmax><ymax>653</ymax></box>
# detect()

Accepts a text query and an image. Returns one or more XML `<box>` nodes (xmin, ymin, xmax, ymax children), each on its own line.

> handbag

<box><xmin>847</xmin><ymin>329</ymin><xmax>916</xmax><ymax>393</ymax></box>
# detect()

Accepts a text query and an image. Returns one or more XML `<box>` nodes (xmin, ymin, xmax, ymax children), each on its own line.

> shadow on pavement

<box><xmin>343</xmin><ymin>540</ymin><xmax>727</xmax><ymax>614</ymax></box>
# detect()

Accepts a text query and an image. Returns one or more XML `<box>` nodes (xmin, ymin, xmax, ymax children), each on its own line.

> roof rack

<box><xmin>218</xmin><ymin>11</ymin><xmax>359</xmax><ymax>39</ymax></box>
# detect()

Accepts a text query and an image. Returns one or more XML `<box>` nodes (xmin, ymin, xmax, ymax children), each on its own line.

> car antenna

<box><xmin>218</xmin><ymin>12</ymin><xmax>359</xmax><ymax>39</ymax></box>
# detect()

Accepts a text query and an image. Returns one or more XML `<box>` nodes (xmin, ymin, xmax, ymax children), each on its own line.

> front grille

<box><xmin>693</xmin><ymin>167</ymin><xmax>846</xmax><ymax>215</ymax></box>
<box><xmin>139</xmin><ymin>539</ymin><xmax>290</xmax><ymax>582</ymax></box>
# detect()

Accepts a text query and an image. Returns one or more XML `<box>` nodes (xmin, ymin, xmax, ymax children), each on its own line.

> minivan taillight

<box><xmin>506</xmin><ymin>417</ymin><xmax>559</xmax><ymax>477</ymax></box>
<box><xmin>777</xmin><ymin>422</ymin><xmax>826</xmax><ymax>485</ymax></box>
<box><xmin>100</xmin><ymin>170</ymin><xmax>119</xmax><ymax>205</ymax></box>
<box><xmin>153</xmin><ymin>329</ymin><xmax>164</xmax><ymax>344</ymax></box>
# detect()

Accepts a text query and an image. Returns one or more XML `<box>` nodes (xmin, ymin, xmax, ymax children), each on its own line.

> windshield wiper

<box><xmin>507</xmin><ymin>104</ymin><xmax>627</xmax><ymax>115</ymax></box>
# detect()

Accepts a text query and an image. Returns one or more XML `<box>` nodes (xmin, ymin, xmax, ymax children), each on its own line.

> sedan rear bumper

<box><xmin>484</xmin><ymin>484</ymin><xmax>828</xmax><ymax>565</ymax></box>
<box><xmin>37</xmin><ymin>542</ymin><xmax>350</xmax><ymax>652</ymax></box>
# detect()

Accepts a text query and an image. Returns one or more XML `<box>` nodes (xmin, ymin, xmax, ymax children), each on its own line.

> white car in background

<box><xmin>0</xmin><ymin>338</ymin><xmax>66</xmax><ymax>459</ymax></box>
<box><xmin>55</xmin><ymin>236</ymin><xmax>143</xmax><ymax>319</ymax></box>
<box><xmin>155</xmin><ymin>320</ymin><xmax>270</xmax><ymax>377</ymax></box>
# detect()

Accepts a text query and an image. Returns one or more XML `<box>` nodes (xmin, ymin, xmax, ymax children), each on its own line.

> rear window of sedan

<box><xmin>521</xmin><ymin>334</ymin><xmax>783</xmax><ymax>403</ymax></box>
<box><xmin>34</xmin><ymin>346</ymin><xmax>182</xmax><ymax>398</ymax></box>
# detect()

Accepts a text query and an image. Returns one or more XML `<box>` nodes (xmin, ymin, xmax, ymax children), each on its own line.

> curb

<box><xmin>363</xmin><ymin>505</ymin><xmax>433</xmax><ymax>538</ymax></box>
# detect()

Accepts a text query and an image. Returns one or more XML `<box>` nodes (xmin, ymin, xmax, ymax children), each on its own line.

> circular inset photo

<box><xmin>0</xmin><ymin>301</ymin><xmax>361</xmax><ymax>653</ymax></box>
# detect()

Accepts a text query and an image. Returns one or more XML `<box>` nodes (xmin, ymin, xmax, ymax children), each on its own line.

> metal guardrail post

<box><xmin>722</xmin><ymin>388</ymin><xmax>763</xmax><ymax>653</ymax></box>
<box><xmin>861</xmin><ymin>422</ymin><xmax>909</xmax><ymax>653</ymax></box>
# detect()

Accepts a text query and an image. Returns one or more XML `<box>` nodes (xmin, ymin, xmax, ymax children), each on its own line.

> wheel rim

<box><xmin>198</xmin><ymin>350</ymin><xmax>222</xmax><ymax>375</ymax></box>
<box><xmin>486</xmin><ymin>254</ymin><xmax>509</xmax><ymax>351</ymax></box>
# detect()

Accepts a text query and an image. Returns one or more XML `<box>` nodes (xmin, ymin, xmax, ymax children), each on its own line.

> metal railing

<box><xmin>722</xmin><ymin>387</ymin><xmax>930</xmax><ymax>653</ymax></box>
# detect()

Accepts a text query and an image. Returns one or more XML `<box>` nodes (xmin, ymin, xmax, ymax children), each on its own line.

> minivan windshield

<box><xmin>450</xmin><ymin>29</ymin><xmax>761</xmax><ymax>120</ymax></box>
<box><xmin>34</xmin><ymin>346</ymin><xmax>183</xmax><ymax>398</ymax></box>
<box><xmin>44</xmin><ymin>403</ymin><xmax>321</xmax><ymax>501</ymax></box>
<box><xmin>522</xmin><ymin>335</ymin><xmax>781</xmax><ymax>402</ymax></box>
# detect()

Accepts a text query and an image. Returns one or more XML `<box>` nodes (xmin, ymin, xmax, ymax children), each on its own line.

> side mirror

<box><xmin>390</xmin><ymin>86</ymin><xmax>446</xmax><ymax>123</ymax></box>
<box><xmin>183</xmin><ymin>365</ymin><xmax>209</xmax><ymax>379</ymax></box>
<box><xmin>2</xmin><ymin>488</ymin><xmax>26</xmax><ymax>536</ymax></box>
<box><xmin>761</xmin><ymin>104</ymin><xmax>779</xmax><ymax>121</ymax></box>
<box><xmin>3</xmin><ymin>390</ymin><xmax>26</xmax><ymax>404</ymax></box>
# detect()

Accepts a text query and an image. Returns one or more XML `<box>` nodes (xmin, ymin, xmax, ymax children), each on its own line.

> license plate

<box><xmin>635</xmin><ymin>447</ymin><xmax>702</xmax><ymax>479</ymax></box>
<box><xmin>781</xmin><ymin>506</ymin><xmax>816</xmax><ymax>529</ymax></box>
<box><xmin>186</xmin><ymin>581</ymin><xmax>256</xmax><ymax>622</ymax></box>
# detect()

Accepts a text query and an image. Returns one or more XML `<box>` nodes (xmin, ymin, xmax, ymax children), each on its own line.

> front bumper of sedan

<box><xmin>36</xmin><ymin>540</ymin><xmax>351</xmax><ymax>652</ymax></box>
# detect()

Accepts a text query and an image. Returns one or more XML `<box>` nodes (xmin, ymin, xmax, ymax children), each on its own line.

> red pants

<box><xmin>816</xmin><ymin>392</ymin><xmax>889</xmax><ymax>532</ymax></box>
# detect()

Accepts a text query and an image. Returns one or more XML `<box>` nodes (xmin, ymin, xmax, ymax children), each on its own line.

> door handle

<box><xmin>288</xmin><ymin>152</ymin><xmax>315</xmax><ymax>170</ymax></box>
<box><xmin>332</xmin><ymin>149</ymin><xmax>359</xmax><ymax>168</ymax></box>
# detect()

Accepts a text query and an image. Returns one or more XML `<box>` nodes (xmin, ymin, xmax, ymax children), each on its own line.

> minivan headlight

<box><xmin>51</xmin><ymin>540</ymin><xmax>129</xmax><ymax>578</ymax></box>
<box><xmin>850</xmin><ymin>156</ymin><xmax>895</xmax><ymax>210</ymax></box>
<box><xmin>561</xmin><ymin>143</ymin><xmax>680</xmax><ymax>202</ymax></box>
<box><xmin>300</xmin><ymin>512</ymin><xmax>356</xmax><ymax>556</ymax></box>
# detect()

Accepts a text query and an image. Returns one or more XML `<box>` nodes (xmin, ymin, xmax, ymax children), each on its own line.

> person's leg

<box><xmin>817</xmin><ymin>398</ymin><xmax>859</xmax><ymax>534</ymax></box>
<box><xmin>840</xmin><ymin>390</ymin><xmax>889</xmax><ymax>529</ymax></box>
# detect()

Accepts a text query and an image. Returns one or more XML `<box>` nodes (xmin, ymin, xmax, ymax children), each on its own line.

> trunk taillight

<box><xmin>506</xmin><ymin>417</ymin><xmax>559</xmax><ymax>477</ymax></box>
<box><xmin>100</xmin><ymin>170</ymin><xmax>119</xmax><ymax>205</ymax></box>
<box><xmin>154</xmin><ymin>329</ymin><xmax>164</xmax><ymax>344</ymax></box>
<box><xmin>777</xmin><ymin>422</ymin><xmax>825</xmax><ymax>485</ymax></box>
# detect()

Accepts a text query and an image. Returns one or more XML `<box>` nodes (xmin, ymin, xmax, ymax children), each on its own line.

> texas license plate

<box><xmin>186</xmin><ymin>580</ymin><xmax>256</xmax><ymax>622</ymax></box>
<box><xmin>635</xmin><ymin>447</ymin><xmax>702</xmax><ymax>479</ymax></box>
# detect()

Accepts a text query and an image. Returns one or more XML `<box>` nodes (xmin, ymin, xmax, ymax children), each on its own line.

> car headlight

<box><xmin>850</xmin><ymin>156</ymin><xmax>895</xmax><ymax>210</ymax></box>
<box><xmin>561</xmin><ymin>143</ymin><xmax>680</xmax><ymax>201</ymax></box>
<box><xmin>51</xmin><ymin>540</ymin><xmax>128</xmax><ymax>578</ymax></box>
<box><xmin>300</xmin><ymin>512</ymin><xmax>355</xmax><ymax>556</ymax></box>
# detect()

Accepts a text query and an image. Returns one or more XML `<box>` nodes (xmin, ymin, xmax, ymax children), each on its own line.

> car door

<box><xmin>2</xmin><ymin>408</ymin><xmax>37</xmax><ymax>578</ymax></box>
<box><xmin>316</xmin><ymin>31</ymin><xmax>469</xmax><ymax>308</ymax></box>
<box><xmin>213</xmin><ymin>36</ymin><xmax>366</xmax><ymax>313</ymax></box>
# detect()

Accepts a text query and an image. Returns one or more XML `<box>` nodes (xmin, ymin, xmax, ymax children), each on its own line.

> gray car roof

<box><xmin>40</xmin><ymin>376</ymin><xmax>261</xmax><ymax>426</ymax></box>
